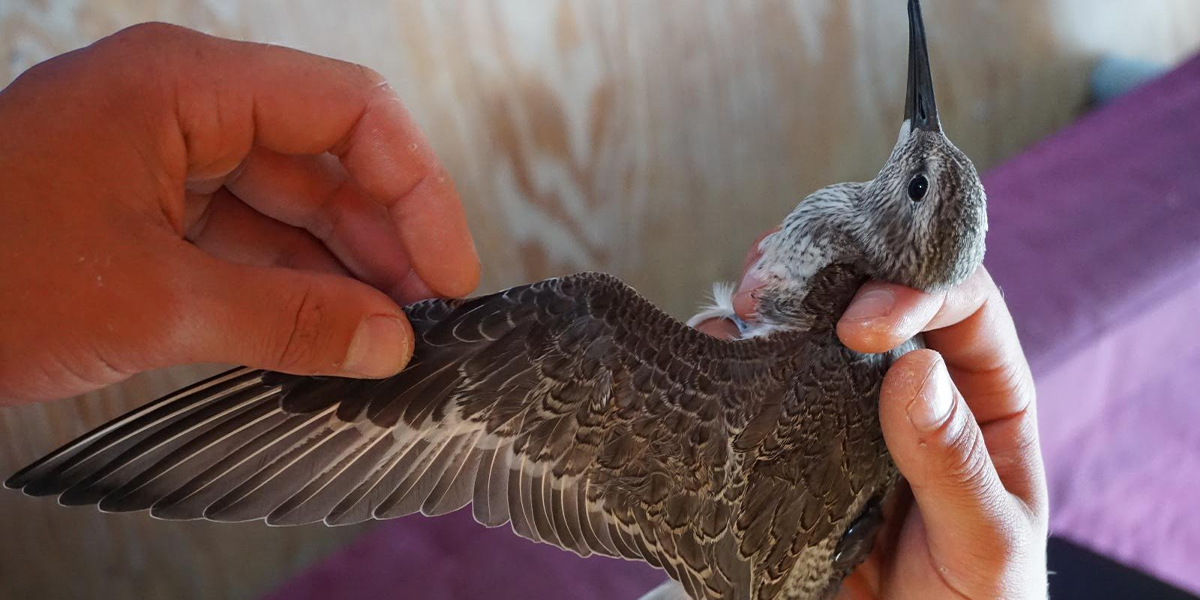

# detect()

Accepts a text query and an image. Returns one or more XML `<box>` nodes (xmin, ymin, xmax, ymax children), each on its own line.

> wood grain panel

<box><xmin>1</xmin><ymin>1</ymin><xmax>1198</xmax><ymax>599</ymax></box>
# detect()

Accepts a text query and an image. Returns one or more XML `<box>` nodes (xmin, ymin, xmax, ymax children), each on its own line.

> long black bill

<box><xmin>905</xmin><ymin>0</ymin><xmax>941</xmax><ymax>133</ymax></box>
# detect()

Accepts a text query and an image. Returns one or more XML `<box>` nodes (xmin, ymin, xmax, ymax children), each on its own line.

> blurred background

<box><xmin>1</xmin><ymin>1</ymin><xmax>1199</xmax><ymax>599</ymax></box>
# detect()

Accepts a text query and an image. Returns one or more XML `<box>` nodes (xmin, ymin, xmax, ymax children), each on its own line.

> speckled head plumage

<box><xmin>744</xmin><ymin>0</ymin><xmax>987</xmax><ymax>332</ymax></box>
<box><xmin>851</xmin><ymin>124</ymin><xmax>987</xmax><ymax>293</ymax></box>
<box><xmin>848</xmin><ymin>0</ymin><xmax>987</xmax><ymax>292</ymax></box>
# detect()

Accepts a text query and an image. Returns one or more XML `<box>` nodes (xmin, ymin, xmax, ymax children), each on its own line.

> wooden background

<box><xmin>2</xmin><ymin>1</ymin><xmax>1199</xmax><ymax>599</ymax></box>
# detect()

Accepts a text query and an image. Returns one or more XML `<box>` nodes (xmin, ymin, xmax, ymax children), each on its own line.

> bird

<box><xmin>5</xmin><ymin>1</ymin><xmax>987</xmax><ymax>599</ymax></box>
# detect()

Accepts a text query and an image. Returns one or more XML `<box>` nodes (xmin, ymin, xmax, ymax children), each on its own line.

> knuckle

<box><xmin>107</xmin><ymin>22</ymin><xmax>194</xmax><ymax>51</ymax></box>
<box><xmin>342</xmin><ymin>61</ymin><xmax>392</xmax><ymax>104</ymax></box>
<box><xmin>328</xmin><ymin>65</ymin><xmax>397</xmax><ymax>158</ymax></box>
<box><xmin>939</xmin><ymin>267</ymin><xmax>994</xmax><ymax>325</ymax></box>
<box><xmin>964</xmin><ymin>266</ymin><xmax>997</xmax><ymax>305</ymax></box>
<box><xmin>941</xmin><ymin>417</ymin><xmax>993</xmax><ymax>491</ymax></box>
<box><xmin>348</xmin><ymin>62</ymin><xmax>390</xmax><ymax>92</ymax></box>
<box><xmin>972</xmin><ymin>360</ymin><xmax>1038</xmax><ymax>416</ymax></box>
<box><xmin>91</xmin><ymin>23</ymin><xmax>197</xmax><ymax>108</ymax></box>
<box><xmin>970</xmin><ymin>264</ymin><xmax>996</xmax><ymax>293</ymax></box>
<box><xmin>1008</xmin><ymin>364</ymin><xmax>1038</xmax><ymax>409</ymax></box>
<box><xmin>17</xmin><ymin>23</ymin><xmax>195</xmax><ymax>107</ymax></box>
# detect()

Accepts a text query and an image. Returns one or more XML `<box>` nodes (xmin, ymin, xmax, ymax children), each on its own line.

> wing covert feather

<box><xmin>8</xmin><ymin>272</ymin><xmax>873</xmax><ymax>600</ymax></box>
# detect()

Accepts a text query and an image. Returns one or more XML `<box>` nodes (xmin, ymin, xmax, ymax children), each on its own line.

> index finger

<box><xmin>840</xmin><ymin>268</ymin><xmax>1046</xmax><ymax>516</ymax></box>
<box><xmin>128</xmin><ymin>24</ymin><xmax>480</xmax><ymax>297</ymax></box>
<box><xmin>837</xmin><ymin>267</ymin><xmax>1034</xmax><ymax>424</ymax></box>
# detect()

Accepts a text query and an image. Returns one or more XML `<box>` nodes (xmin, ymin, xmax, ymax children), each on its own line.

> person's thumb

<box><xmin>169</xmin><ymin>254</ymin><xmax>413</xmax><ymax>378</ymax></box>
<box><xmin>879</xmin><ymin>349</ymin><xmax>1026</xmax><ymax>594</ymax></box>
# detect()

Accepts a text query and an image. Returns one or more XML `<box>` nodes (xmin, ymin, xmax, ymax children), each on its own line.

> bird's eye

<box><xmin>907</xmin><ymin>174</ymin><xmax>929</xmax><ymax>202</ymax></box>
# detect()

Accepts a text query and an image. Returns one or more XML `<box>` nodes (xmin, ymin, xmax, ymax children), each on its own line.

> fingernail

<box><xmin>907</xmin><ymin>357</ymin><xmax>953</xmax><ymax>432</ymax></box>
<box><xmin>344</xmin><ymin>315</ymin><xmax>408</xmax><ymax>377</ymax></box>
<box><xmin>843</xmin><ymin>287</ymin><xmax>896</xmax><ymax>322</ymax></box>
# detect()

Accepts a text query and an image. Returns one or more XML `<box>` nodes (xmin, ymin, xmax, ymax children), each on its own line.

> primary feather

<box><xmin>7</xmin><ymin>270</ymin><xmax>905</xmax><ymax>600</ymax></box>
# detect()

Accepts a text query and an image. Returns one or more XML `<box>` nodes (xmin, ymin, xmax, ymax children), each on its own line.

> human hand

<box><xmin>696</xmin><ymin>241</ymin><xmax>1048</xmax><ymax>600</ymax></box>
<box><xmin>0</xmin><ymin>24</ymin><xmax>480</xmax><ymax>403</ymax></box>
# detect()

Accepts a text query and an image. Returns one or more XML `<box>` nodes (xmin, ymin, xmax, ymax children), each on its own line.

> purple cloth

<box><xmin>263</xmin><ymin>510</ymin><xmax>661</xmax><ymax>600</ymax></box>
<box><xmin>264</xmin><ymin>54</ymin><xmax>1200</xmax><ymax>599</ymax></box>
<box><xmin>981</xmin><ymin>52</ymin><xmax>1200</xmax><ymax>592</ymax></box>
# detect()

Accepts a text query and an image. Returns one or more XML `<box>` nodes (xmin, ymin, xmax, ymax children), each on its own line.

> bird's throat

<box><xmin>753</xmin><ymin>262</ymin><xmax>868</xmax><ymax>336</ymax></box>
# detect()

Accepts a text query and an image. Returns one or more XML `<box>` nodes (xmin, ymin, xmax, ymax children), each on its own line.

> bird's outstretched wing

<box><xmin>8</xmin><ymin>272</ymin><xmax>820</xmax><ymax>600</ymax></box>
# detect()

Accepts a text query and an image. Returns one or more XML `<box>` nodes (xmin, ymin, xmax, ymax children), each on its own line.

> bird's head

<box><xmin>847</xmin><ymin>0</ymin><xmax>987</xmax><ymax>292</ymax></box>
<box><xmin>729</xmin><ymin>0</ymin><xmax>986</xmax><ymax>331</ymax></box>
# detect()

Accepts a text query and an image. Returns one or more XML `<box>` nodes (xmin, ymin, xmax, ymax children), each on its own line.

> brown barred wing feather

<box><xmin>7</xmin><ymin>272</ymin><xmax>838</xmax><ymax>600</ymax></box>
